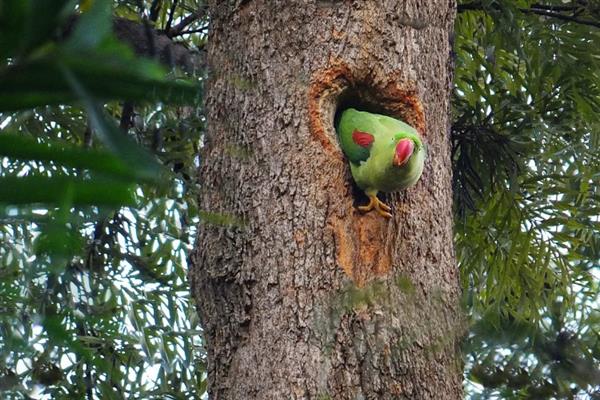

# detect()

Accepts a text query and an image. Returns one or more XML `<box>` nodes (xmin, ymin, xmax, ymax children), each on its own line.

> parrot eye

<box><xmin>393</xmin><ymin>139</ymin><xmax>414</xmax><ymax>167</ymax></box>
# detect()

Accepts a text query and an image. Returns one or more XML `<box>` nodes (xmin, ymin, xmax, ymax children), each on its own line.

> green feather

<box><xmin>336</xmin><ymin>108</ymin><xmax>374</xmax><ymax>164</ymax></box>
<box><xmin>336</xmin><ymin>108</ymin><xmax>426</xmax><ymax>195</ymax></box>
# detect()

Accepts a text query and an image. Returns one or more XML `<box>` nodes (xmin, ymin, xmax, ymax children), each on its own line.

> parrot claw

<box><xmin>377</xmin><ymin>209</ymin><xmax>393</xmax><ymax>218</ymax></box>
<box><xmin>378</xmin><ymin>202</ymin><xmax>391</xmax><ymax>212</ymax></box>
<box><xmin>358</xmin><ymin>194</ymin><xmax>393</xmax><ymax>218</ymax></box>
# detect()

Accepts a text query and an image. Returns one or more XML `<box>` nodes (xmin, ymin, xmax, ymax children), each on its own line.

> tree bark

<box><xmin>190</xmin><ymin>1</ymin><xmax>462</xmax><ymax>399</ymax></box>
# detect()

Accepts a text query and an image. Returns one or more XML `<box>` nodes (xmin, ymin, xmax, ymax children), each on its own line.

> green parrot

<box><xmin>336</xmin><ymin>108</ymin><xmax>426</xmax><ymax>218</ymax></box>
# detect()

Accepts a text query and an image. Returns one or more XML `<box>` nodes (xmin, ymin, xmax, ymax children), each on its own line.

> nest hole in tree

<box><xmin>308</xmin><ymin>63</ymin><xmax>426</xmax><ymax>207</ymax></box>
<box><xmin>307</xmin><ymin>63</ymin><xmax>426</xmax><ymax>284</ymax></box>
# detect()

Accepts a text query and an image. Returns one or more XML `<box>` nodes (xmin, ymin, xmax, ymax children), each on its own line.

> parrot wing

<box><xmin>336</xmin><ymin>108</ymin><xmax>379</xmax><ymax>164</ymax></box>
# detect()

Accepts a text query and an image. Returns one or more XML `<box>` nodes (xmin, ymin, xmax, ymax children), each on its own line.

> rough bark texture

<box><xmin>190</xmin><ymin>1</ymin><xmax>462</xmax><ymax>399</ymax></box>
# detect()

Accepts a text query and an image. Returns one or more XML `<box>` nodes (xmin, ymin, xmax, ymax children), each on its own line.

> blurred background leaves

<box><xmin>0</xmin><ymin>0</ymin><xmax>598</xmax><ymax>399</ymax></box>
<box><xmin>454</xmin><ymin>0</ymin><xmax>600</xmax><ymax>398</ymax></box>
<box><xmin>0</xmin><ymin>0</ymin><xmax>206</xmax><ymax>398</ymax></box>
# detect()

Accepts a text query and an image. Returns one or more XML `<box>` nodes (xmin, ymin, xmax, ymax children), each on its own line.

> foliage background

<box><xmin>0</xmin><ymin>0</ymin><xmax>598</xmax><ymax>399</ymax></box>
<box><xmin>453</xmin><ymin>1</ymin><xmax>600</xmax><ymax>398</ymax></box>
<box><xmin>1</xmin><ymin>0</ymin><xmax>207</xmax><ymax>398</ymax></box>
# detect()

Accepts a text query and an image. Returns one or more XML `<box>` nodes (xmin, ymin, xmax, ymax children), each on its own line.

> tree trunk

<box><xmin>190</xmin><ymin>1</ymin><xmax>462</xmax><ymax>399</ymax></box>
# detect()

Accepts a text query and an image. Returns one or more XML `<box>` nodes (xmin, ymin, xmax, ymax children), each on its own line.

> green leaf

<box><xmin>0</xmin><ymin>133</ymin><xmax>137</xmax><ymax>180</ymax></box>
<box><xmin>64</xmin><ymin>0</ymin><xmax>112</xmax><ymax>52</ymax></box>
<box><xmin>0</xmin><ymin>176</ymin><xmax>134</xmax><ymax>206</ymax></box>
<box><xmin>0</xmin><ymin>54</ymin><xmax>200</xmax><ymax>111</ymax></box>
<box><xmin>0</xmin><ymin>0</ymin><xmax>73</xmax><ymax>58</ymax></box>
<box><xmin>60</xmin><ymin>63</ymin><xmax>163</xmax><ymax>182</ymax></box>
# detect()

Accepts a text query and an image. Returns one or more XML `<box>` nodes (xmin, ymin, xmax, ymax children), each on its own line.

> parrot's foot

<box><xmin>358</xmin><ymin>194</ymin><xmax>392</xmax><ymax>218</ymax></box>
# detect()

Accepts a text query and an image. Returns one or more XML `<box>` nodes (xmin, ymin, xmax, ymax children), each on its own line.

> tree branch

<box><xmin>62</xmin><ymin>15</ymin><xmax>205</xmax><ymax>73</ymax></box>
<box><xmin>170</xmin><ymin>26</ymin><xmax>208</xmax><ymax>37</ymax></box>
<box><xmin>530</xmin><ymin>3</ymin><xmax>578</xmax><ymax>12</ymax></box>
<box><xmin>119</xmin><ymin>102</ymin><xmax>135</xmax><ymax>131</ymax></box>
<box><xmin>457</xmin><ymin>1</ymin><xmax>600</xmax><ymax>29</ymax></box>
<box><xmin>456</xmin><ymin>1</ymin><xmax>485</xmax><ymax>12</ymax></box>
<box><xmin>167</xmin><ymin>6</ymin><xmax>207</xmax><ymax>37</ymax></box>
<box><xmin>165</xmin><ymin>0</ymin><xmax>179</xmax><ymax>33</ymax></box>
<box><xmin>521</xmin><ymin>7</ymin><xmax>600</xmax><ymax>28</ymax></box>
<box><xmin>149</xmin><ymin>0</ymin><xmax>162</xmax><ymax>22</ymax></box>
<box><xmin>111</xmin><ymin>17</ymin><xmax>205</xmax><ymax>73</ymax></box>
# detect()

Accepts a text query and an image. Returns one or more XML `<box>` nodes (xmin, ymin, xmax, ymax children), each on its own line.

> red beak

<box><xmin>393</xmin><ymin>139</ymin><xmax>414</xmax><ymax>166</ymax></box>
